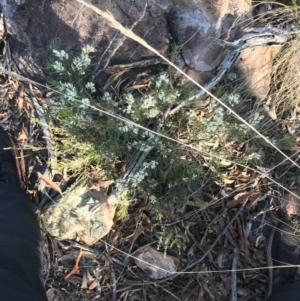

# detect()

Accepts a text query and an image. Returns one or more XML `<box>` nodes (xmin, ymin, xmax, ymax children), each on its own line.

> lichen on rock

<box><xmin>42</xmin><ymin>183</ymin><xmax>115</xmax><ymax>245</ymax></box>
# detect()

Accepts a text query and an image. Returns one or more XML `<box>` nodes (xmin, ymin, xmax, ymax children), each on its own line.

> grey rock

<box><xmin>134</xmin><ymin>245</ymin><xmax>179</xmax><ymax>279</ymax></box>
<box><xmin>0</xmin><ymin>0</ymin><xmax>169</xmax><ymax>83</ymax></box>
<box><xmin>235</xmin><ymin>45</ymin><xmax>282</xmax><ymax>100</ymax></box>
<box><xmin>168</xmin><ymin>0</ymin><xmax>253</xmax><ymax>81</ymax></box>
<box><xmin>0</xmin><ymin>0</ymin><xmax>254</xmax><ymax>86</ymax></box>
<box><xmin>116</xmin><ymin>0</ymin><xmax>148</xmax><ymax>20</ymax></box>
<box><xmin>42</xmin><ymin>184</ymin><xmax>116</xmax><ymax>245</ymax></box>
<box><xmin>169</xmin><ymin>7</ymin><xmax>222</xmax><ymax>72</ymax></box>
<box><xmin>149</xmin><ymin>0</ymin><xmax>172</xmax><ymax>17</ymax></box>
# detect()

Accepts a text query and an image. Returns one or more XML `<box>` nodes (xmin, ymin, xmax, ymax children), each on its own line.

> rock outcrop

<box><xmin>0</xmin><ymin>0</ymin><xmax>253</xmax><ymax>86</ymax></box>
<box><xmin>42</xmin><ymin>183</ymin><xmax>115</xmax><ymax>245</ymax></box>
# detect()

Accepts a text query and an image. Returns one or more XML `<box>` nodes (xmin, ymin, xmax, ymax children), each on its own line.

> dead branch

<box><xmin>184</xmin><ymin>201</ymin><xmax>246</xmax><ymax>271</ymax></box>
<box><xmin>231</xmin><ymin>247</ymin><xmax>239</xmax><ymax>301</ymax></box>
<box><xmin>65</xmin><ymin>248</ymin><xmax>83</xmax><ymax>280</ymax></box>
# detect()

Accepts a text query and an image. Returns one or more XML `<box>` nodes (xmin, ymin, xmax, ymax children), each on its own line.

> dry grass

<box><xmin>269</xmin><ymin>36</ymin><xmax>300</xmax><ymax>117</ymax></box>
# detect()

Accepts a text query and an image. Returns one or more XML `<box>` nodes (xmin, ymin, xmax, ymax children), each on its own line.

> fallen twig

<box><xmin>111</xmin><ymin>265</ymin><xmax>117</xmax><ymax>301</ymax></box>
<box><xmin>218</xmin><ymin>219</ymin><xmax>239</xmax><ymax>249</ymax></box>
<box><xmin>65</xmin><ymin>248</ymin><xmax>83</xmax><ymax>280</ymax></box>
<box><xmin>169</xmin><ymin>27</ymin><xmax>297</xmax><ymax>115</ymax></box>
<box><xmin>185</xmin><ymin>201</ymin><xmax>247</xmax><ymax>271</ymax></box>
<box><xmin>267</xmin><ymin>227</ymin><xmax>276</xmax><ymax>297</ymax></box>
<box><xmin>231</xmin><ymin>247</ymin><xmax>239</xmax><ymax>301</ymax></box>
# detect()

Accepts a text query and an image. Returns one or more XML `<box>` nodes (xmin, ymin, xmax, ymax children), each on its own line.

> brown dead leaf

<box><xmin>46</xmin><ymin>288</ymin><xmax>56</xmax><ymax>301</ymax></box>
<box><xmin>112</xmin><ymin>224</ymin><xmax>123</xmax><ymax>243</ymax></box>
<box><xmin>88</xmin><ymin>278</ymin><xmax>100</xmax><ymax>290</ymax></box>
<box><xmin>11</xmin><ymin>80</ymin><xmax>19</xmax><ymax>92</ymax></box>
<box><xmin>101</xmin><ymin>180</ymin><xmax>114</xmax><ymax>188</ymax></box>
<box><xmin>46</xmin><ymin>91</ymin><xmax>56</xmax><ymax>98</ymax></box>
<box><xmin>32</xmin><ymin>87</ymin><xmax>44</xmax><ymax>99</ymax></box>
<box><xmin>16</xmin><ymin>87</ymin><xmax>24</xmax><ymax>111</ymax></box>
<box><xmin>81</xmin><ymin>270</ymin><xmax>88</xmax><ymax>289</ymax></box>
<box><xmin>125</xmin><ymin>225</ymin><xmax>145</xmax><ymax>243</ymax></box>
<box><xmin>228</xmin><ymin>225</ymin><xmax>237</xmax><ymax>239</ymax></box>
<box><xmin>246</xmin><ymin>192</ymin><xmax>261</xmax><ymax>209</ymax></box>
<box><xmin>224</xmin><ymin>237</ymin><xmax>228</xmax><ymax>248</ymax></box>
<box><xmin>37</xmin><ymin>172</ymin><xmax>62</xmax><ymax>196</ymax></box>
<box><xmin>17</xmin><ymin>129</ymin><xmax>27</xmax><ymax>141</ymax></box>
<box><xmin>266</xmin><ymin>104</ymin><xmax>277</xmax><ymax>120</ymax></box>
<box><xmin>226</xmin><ymin>192</ymin><xmax>260</xmax><ymax>209</ymax></box>
<box><xmin>17</xmin><ymin>127</ymin><xmax>28</xmax><ymax>146</ymax></box>
<box><xmin>186</xmin><ymin>228</ymin><xmax>214</xmax><ymax>263</ymax></box>
<box><xmin>124</xmin><ymin>83</ymin><xmax>151</xmax><ymax>92</ymax></box>
<box><xmin>88</xmin><ymin>187</ymin><xmax>114</xmax><ymax>231</ymax></box>
<box><xmin>140</xmin><ymin>212</ymin><xmax>151</xmax><ymax>224</ymax></box>
<box><xmin>281</xmin><ymin>190</ymin><xmax>300</xmax><ymax>216</ymax></box>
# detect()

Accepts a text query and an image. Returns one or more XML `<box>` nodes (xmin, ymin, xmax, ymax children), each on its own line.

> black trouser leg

<box><xmin>267</xmin><ymin>283</ymin><xmax>300</xmax><ymax>301</ymax></box>
<box><xmin>0</xmin><ymin>183</ymin><xmax>47</xmax><ymax>301</ymax></box>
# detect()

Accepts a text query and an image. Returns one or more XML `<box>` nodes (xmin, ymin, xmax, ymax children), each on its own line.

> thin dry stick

<box><xmin>92</xmin><ymin>29</ymin><xmax>119</xmax><ymax>80</ymax></box>
<box><xmin>65</xmin><ymin>248</ymin><xmax>83</xmax><ymax>280</ymax></box>
<box><xmin>103</xmin><ymin>1</ymin><xmax>148</xmax><ymax>70</ymax></box>
<box><xmin>184</xmin><ymin>202</ymin><xmax>246</xmax><ymax>271</ymax></box>
<box><xmin>110</xmin><ymin>265</ymin><xmax>117</xmax><ymax>301</ymax></box>
<box><xmin>169</xmin><ymin>68</ymin><xmax>226</xmax><ymax>115</ymax></box>
<box><xmin>231</xmin><ymin>248</ymin><xmax>239</xmax><ymax>301</ymax></box>
<box><xmin>71</xmin><ymin>4</ymin><xmax>84</xmax><ymax>26</ymax></box>
<box><xmin>188</xmin><ymin>150</ymin><xmax>300</xmax><ymax>213</ymax></box>
<box><xmin>267</xmin><ymin>227</ymin><xmax>276</xmax><ymax>297</ymax></box>
<box><xmin>129</xmin><ymin>267</ymin><xmax>182</xmax><ymax>301</ymax></box>
<box><xmin>75</xmin><ymin>0</ymin><xmax>300</xmax><ymax>170</ymax></box>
